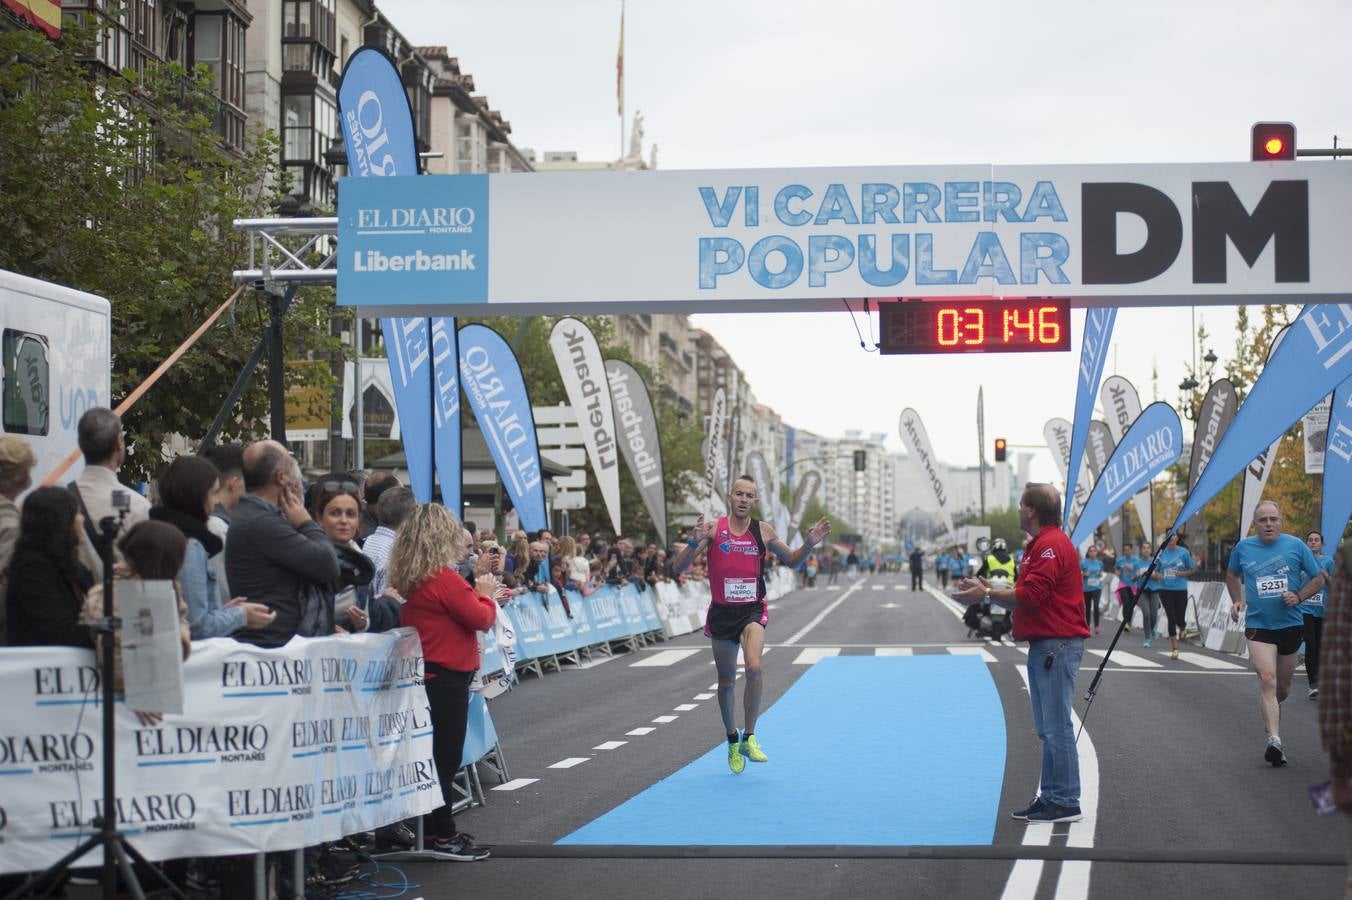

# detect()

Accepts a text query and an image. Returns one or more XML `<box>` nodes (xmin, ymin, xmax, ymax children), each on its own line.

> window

<box><xmin>193</xmin><ymin>14</ymin><xmax>221</xmax><ymax>91</ymax></box>
<box><xmin>283</xmin><ymin>0</ymin><xmax>311</xmax><ymax>38</ymax></box>
<box><xmin>283</xmin><ymin>94</ymin><xmax>312</xmax><ymax>161</ymax></box>
<box><xmin>3</xmin><ymin>330</ymin><xmax>49</xmax><ymax>436</ymax></box>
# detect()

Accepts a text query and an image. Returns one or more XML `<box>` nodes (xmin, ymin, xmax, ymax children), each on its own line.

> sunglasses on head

<box><xmin>317</xmin><ymin>480</ymin><xmax>360</xmax><ymax>495</ymax></box>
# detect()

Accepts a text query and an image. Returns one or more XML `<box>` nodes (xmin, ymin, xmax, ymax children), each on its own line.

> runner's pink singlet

<box><xmin>709</xmin><ymin>516</ymin><xmax>763</xmax><ymax>605</ymax></box>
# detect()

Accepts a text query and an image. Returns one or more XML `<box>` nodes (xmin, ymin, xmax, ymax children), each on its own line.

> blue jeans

<box><xmin>1026</xmin><ymin>637</ymin><xmax>1084</xmax><ymax>807</ymax></box>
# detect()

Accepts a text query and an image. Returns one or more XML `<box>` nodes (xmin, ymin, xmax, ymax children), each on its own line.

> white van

<box><xmin>0</xmin><ymin>269</ymin><xmax>111</xmax><ymax>485</ymax></box>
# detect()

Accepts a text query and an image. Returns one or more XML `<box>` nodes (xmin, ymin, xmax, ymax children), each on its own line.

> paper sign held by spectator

<box><xmin>119</xmin><ymin>578</ymin><xmax>185</xmax><ymax>714</ymax></box>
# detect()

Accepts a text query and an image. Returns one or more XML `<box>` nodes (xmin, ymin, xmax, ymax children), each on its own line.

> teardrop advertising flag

<box><xmin>1043</xmin><ymin>417</ymin><xmax>1094</xmax><ymax>530</ymax></box>
<box><xmin>604</xmin><ymin>358</ymin><xmax>667</xmax><ymax>539</ymax></box>
<box><xmin>1064</xmin><ymin>307</ymin><xmax>1117</xmax><ymax>526</ymax></box>
<box><xmin>1238</xmin><ymin>327</ymin><xmax>1289</xmax><ymax>539</ymax></box>
<box><xmin>898</xmin><ymin>408</ymin><xmax>956</xmax><ymax>542</ymax></box>
<box><xmin>744</xmin><ymin>450</ymin><xmax>773</xmax><ymax>520</ymax></box>
<box><xmin>338</xmin><ymin>47</ymin><xmax>435</xmax><ymax>502</ymax></box>
<box><xmin>1084</xmin><ymin>420</ymin><xmax>1123</xmax><ymax>555</ymax></box>
<box><xmin>550</xmin><ymin>318</ymin><xmax>622</xmax><ymax>534</ymax></box>
<box><xmin>457</xmin><ymin>324</ymin><xmax>547</xmax><ymax>532</ymax></box>
<box><xmin>429</xmin><ymin>317</ymin><xmax>461</xmax><ymax>513</ymax></box>
<box><xmin>1321</xmin><ymin>376</ymin><xmax>1352</xmax><ymax>544</ymax></box>
<box><xmin>1183</xmin><ymin>377</ymin><xmax>1237</xmax><ymax>542</ymax></box>
<box><xmin>1175</xmin><ymin>304</ymin><xmax>1352</xmax><ymax>535</ymax></box>
<box><xmin>703</xmin><ymin>386</ymin><xmax>728</xmax><ymax>504</ymax></box>
<box><xmin>1071</xmin><ymin>402</ymin><xmax>1184</xmax><ymax>548</ymax></box>
<box><xmin>1100</xmin><ymin>375</ymin><xmax>1154</xmax><ymax>546</ymax></box>
<box><xmin>787</xmin><ymin>469</ymin><xmax>822</xmax><ymax>536</ymax></box>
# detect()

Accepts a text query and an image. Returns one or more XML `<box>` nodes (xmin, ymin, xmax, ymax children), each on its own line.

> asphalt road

<box><xmin>396</xmin><ymin>573</ymin><xmax>1344</xmax><ymax>899</ymax></box>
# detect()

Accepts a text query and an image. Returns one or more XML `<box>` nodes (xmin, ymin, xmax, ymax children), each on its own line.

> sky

<box><xmin>377</xmin><ymin>0</ymin><xmax>1346</xmax><ymax>482</ymax></box>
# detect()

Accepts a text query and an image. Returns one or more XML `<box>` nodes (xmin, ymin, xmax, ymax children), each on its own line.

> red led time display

<box><xmin>878</xmin><ymin>299</ymin><xmax>1072</xmax><ymax>354</ymax></box>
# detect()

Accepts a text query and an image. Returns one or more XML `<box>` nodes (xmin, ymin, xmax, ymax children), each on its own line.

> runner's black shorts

<box><xmin>1245</xmin><ymin>625</ymin><xmax>1304</xmax><ymax>656</ymax></box>
<box><xmin>704</xmin><ymin>600</ymin><xmax>768</xmax><ymax>642</ymax></box>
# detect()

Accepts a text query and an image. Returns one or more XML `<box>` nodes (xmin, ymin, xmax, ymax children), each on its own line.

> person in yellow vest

<box><xmin>980</xmin><ymin>538</ymin><xmax>1018</xmax><ymax>587</ymax></box>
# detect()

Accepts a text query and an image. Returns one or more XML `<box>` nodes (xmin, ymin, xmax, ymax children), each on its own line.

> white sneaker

<box><xmin>1264</xmin><ymin>737</ymin><xmax>1287</xmax><ymax>767</ymax></box>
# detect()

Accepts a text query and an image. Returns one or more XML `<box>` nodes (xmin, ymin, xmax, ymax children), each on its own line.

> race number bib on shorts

<box><xmin>723</xmin><ymin>578</ymin><xmax>758</xmax><ymax>603</ymax></box>
<box><xmin>1256</xmin><ymin>576</ymin><xmax>1287</xmax><ymax>598</ymax></box>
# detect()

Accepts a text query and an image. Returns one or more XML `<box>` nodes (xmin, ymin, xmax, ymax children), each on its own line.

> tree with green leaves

<box><xmin>0</xmin><ymin>21</ymin><xmax>338</xmax><ymax>481</ymax></box>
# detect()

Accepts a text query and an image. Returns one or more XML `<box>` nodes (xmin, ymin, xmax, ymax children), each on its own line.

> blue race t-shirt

<box><xmin>1080</xmin><ymin>558</ymin><xmax>1103</xmax><ymax>590</ymax></box>
<box><xmin>1299</xmin><ymin>553</ymin><xmax>1336</xmax><ymax>618</ymax></box>
<box><xmin>1115</xmin><ymin>554</ymin><xmax>1139</xmax><ymax>589</ymax></box>
<box><xmin>1156</xmin><ymin>546</ymin><xmax>1194</xmax><ymax>590</ymax></box>
<box><xmin>1227</xmin><ymin>534</ymin><xmax>1322</xmax><ymax>630</ymax></box>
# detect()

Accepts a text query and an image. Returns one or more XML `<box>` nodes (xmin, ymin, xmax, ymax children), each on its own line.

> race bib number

<box><xmin>723</xmin><ymin>578</ymin><xmax>758</xmax><ymax>604</ymax></box>
<box><xmin>1256</xmin><ymin>576</ymin><xmax>1287</xmax><ymax>598</ymax></box>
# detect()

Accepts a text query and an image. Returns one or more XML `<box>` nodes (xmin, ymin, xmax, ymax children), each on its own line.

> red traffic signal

<box><xmin>994</xmin><ymin>438</ymin><xmax>1007</xmax><ymax>462</ymax></box>
<box><xmin>1251</xmin><ymin>122</ymin><xmax>1296</xmax><ymax>161</ymax></box>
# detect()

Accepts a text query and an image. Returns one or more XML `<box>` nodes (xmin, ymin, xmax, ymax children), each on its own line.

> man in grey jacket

<box><xmin>226</xmin><ymin>440</ymin><xmax>339</xmax><ymax>647</ymax></box>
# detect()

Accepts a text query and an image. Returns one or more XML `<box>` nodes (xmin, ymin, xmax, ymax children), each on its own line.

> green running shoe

<box><xmin>740</xmin><ymin>734</ymin><xmax>768</xmax><ymax>763</ymax></box>
<box><xmin>727</xmin><ymin>739</ymin><xmax>745</xmax><ymax>774</ymax></box>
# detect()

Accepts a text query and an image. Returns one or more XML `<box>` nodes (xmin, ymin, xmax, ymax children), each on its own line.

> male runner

<box><xmin>672</xmin><ymin>475</ymin><xmax>830</xmax><ymax>774</ymax></box>
<box><xmin>1226</xmin><ymin>501</ymin><xmax>1326</xmax><ymax>766</ymax></box>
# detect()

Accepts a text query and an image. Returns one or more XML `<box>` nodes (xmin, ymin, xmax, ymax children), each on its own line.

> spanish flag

<box><xmin>2</xmin><ymin>0</ymin><xmax>60</xmax><ymax>38</ymax></box>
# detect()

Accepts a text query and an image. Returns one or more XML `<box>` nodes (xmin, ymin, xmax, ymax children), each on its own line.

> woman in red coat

<box><xmin>389</xmin><ymin>504</ymin><xmax>501</xmax><ymax>861</ymax></box>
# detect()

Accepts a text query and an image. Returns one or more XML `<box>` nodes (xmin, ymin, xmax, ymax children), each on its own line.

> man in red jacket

<box><xmin>955</xmin><ymin>483</ymin><xmax>1088</xmax><ymax>823</ymax></box>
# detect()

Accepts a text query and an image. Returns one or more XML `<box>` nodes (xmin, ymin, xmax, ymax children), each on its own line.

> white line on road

<box><xmin>1085</xmin><ymin>648</ymin><xmax>1162</xmax><ymax>669</ymax></box>
<box><xmin>652</xmin><ymin>715</ymin><xmax>678</xmax><ymax>723</ymax></box>
<box><xmin>783</xmin><ymin>580</ymin><xmax>866</xmax><ymax>645</ymax></box>
<box><xmin>874</xmin><ymin>647</ymin><xmax>913</xmax><ymax>656</ymax></box>
<box><xmin>627</xmin><ymin>727</ymin><xmax>656</xmax><ymax>736</ymax></box>
<box><xmin>926</xmin><ymin>586</ymin><xmax>968</xmax><ymax>623</ymax></box>
<box><xmin>1174</xmin><ymin>651</ymin><xmax>1244</xmax><ymax>670</ymax></box>
<box><xmin>592</xmin><ymin>741</ymin><xmax>627</xmax><ymax>751</ymax></box>
<box><xmin>792</xmin><ymin>647</ymin><xmax>840</xmax><ymax>665</ymax></box>
<box><xmin>491</xmin><ymin>778</ymin><xmax>539</xmax><ymax>792</ymax></box>
<box><xmin>945</xmin><ymin>645</ymin><xmax>998</xmax><ymax>663</ymax></box>
<box><xmin>694</xmin><ymin>693</ymin><xmax>715</xmax><ymax>700</ymax></box>
<box><xmin>548</xmin><ymin>758</ymin><xmax>589</xmax><ymax>769</ymax></box>
<box><xmin>674</xmin><ymin>704</ymin><xmax>699</xmax><ymax>711</ymax></box>
<box><xmin>707</xmin><ymin>683</ymin><xmax>719</xmax><ymax>691</ymax></box>
<box><xmin>872</xmin><ymin>585</ymin><xmax>885</xmax><ymax>590</ymax></box>
<box><xmin>630</xmin><ymin>649</ymin><xmax>702</xmax><ymax>667</ymax></box>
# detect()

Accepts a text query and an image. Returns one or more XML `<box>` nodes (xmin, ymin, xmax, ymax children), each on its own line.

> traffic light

<box><xmin>853</xmin><ymin>449</ymin><xmax>866</xmax><ymax>471</ymax></box>
<box><xmin>994</xmin><ymin>438</ymin><xmax>1007</xmax><ymax>462</ymax></box>
<box><xmin>1251</xmin><ymin>122</ymin><xmax>1296</xmax><ymax>161</ymax></box>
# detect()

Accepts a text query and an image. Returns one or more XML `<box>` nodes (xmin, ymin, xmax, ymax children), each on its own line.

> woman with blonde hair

<box><xmin>390</xmin><ymin>503</ymin><xmax>500</xmax><ymax>862</ymax></box>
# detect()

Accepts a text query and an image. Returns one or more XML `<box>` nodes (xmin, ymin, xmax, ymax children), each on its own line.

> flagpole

<box><xmin>617</xmin><ymin>0</ymin><xmax>625</xmax><ymax>160</ymax></box>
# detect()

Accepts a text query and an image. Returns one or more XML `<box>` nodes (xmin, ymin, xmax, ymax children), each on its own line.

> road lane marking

<box><xmin>792</xmin><ymin>647</ymin><xmax>840</xmax><ymax>665</ymax></box>
<box><xmin>652</xmin><ymin>715</ymin><xmax>678</xmax><ymax>723</ymax></box>
<box><xmin>945</xmin><ymin>646</ymin><xmax>998</xmax><ymax>663</ymax></box>
<box><xmin>627</xmin><ymin>727</ymin><xmax>656</xmax><ymax>736</ymax></box>
<box><xmin>783</xmin><ymin>580</ymin><xmax>866</xmax><ymax>645</ymax></box>
<box><xmin>694</xmin><ymin>693</ymin><xmax>715</xmax><ymax>700</ymax></box>
<box><xmin>872</xmin><ymin>585</ymin><xmax>885</xmax><ymax>590</ymax></box>
<box><xmin>593</xmin><ymin>741</ymin><xmax>627</xmax><ymax>751</ymax></box>
<box><xmin>630</xmin><ymin>649</ymin><xmax>702</xmax><ymax>667</ymax></box>
<box><xmin>874</xmin><ymin>647</ymin><xmax>913</xmax><ymax>656</ymax></box>
<box><xmin>674</xmin><ymin>704</ymin><xmax>699</xmax><ymax>711</ymax></box>
<box><xmin>1085</xmin><ymin>649</ymin><xmax>1162</xmax><ymax>668</ymax></box>
<box><xmin>492</xmin><ymin>778</ymin><xmax>538</xmax><ymax>791</ymax></box>
<box><xmin>1174</xmin><ymin>651</ymin><xmax>1244</xmax><ymax>670</ymax></box>
<box><xmin>925</xmin><ymin>586</ymin><xmax>968</xmax><ymax>623</ymax></box>
<box><xmin>549</xmin><ymin>758</ymin><xmax>589</xmax><ymax>769</ymax></box>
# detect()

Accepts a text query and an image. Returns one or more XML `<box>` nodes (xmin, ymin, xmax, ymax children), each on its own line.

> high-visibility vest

<box><xmin>985</xmin><ymin>554</ymin><xmax>1016</xmax><ymax>581</ymax></box>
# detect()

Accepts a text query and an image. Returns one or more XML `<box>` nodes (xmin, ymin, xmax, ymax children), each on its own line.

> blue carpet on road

<box><xmin>559</xmin><ymin>655</ymin><xmax>1006</xmax><ymax>845</ymax></box>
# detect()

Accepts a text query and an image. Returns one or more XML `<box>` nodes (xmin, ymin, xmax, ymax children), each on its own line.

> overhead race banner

<box><xmin>458</xmin><ymin>324</ymin><xmax>547</xmax><ymax>531</ymax></box>
<box><xmin>703</xmin><ymin>386</ymin><xmax>728</xmax><ymax>503</ymax></box>
<box><xmin>787</xmin><ymin>469</ymin><xmax>822</xmax><ymax>537</ymax></box>
<box><xmin>336</xmin><ymin>165</ymin><xmax>1352</xmax><ymax>314</ymax></box>
<box><xmin>1071</xmin><ymin>402</ymin><xmax>1183</xmax><ymax>548</ymax></box>
<box><xmin>1101</xmin><ymin>375</ymin><xmax>1154</xmax><ymax>545</ymax></box>
<box><xmin>549</xmin><ymin>318</ymin><xmax>621</xmax><ymax>534</ymax></box>
<box><xmin>1064</xmin><ymin>307</ymin><xmax>1117</xmax><ymax>526</ymax></box>
<box><xmin>1176</xmin><ymin>305</ymin><xmax>1352</xmax><ymax>535</ymax></box>
<box><xmin>430</xmin><ymin>317</ymin><xmax>461</xmax><ymax>512</ymax></box>
<box><xmin>337</xmin><ymin>48</ymin><xmax>433</xmax><ymax>501</ymax></box>
<box><xmin>1321</xmin><ymin>377</ymin><xmax>1352</xmax><ymax>544</ymax></box>
<box><xmin>1184</xmin><ymin>378</ymin><xmax>1237</xmax><ymax>540</ymax></box>
<box><xmin>1238</xmin><ymin>327</ymin><xmax>1290</xmax><ymax>539</ymax></box>
<box><xmin>1085</xmin><ymin>420</ymin><xmax>1123</xmax><ymax>555</ymax></box>
<box><xmin>1043</xmin><ymin>417</ymin><xmax>1094</xmax><ymax>529</ymax></box>
<box><xmin>605</xmin><ymin>359</ymin><xmax>667</xmax><ymax>539</ymax></box>
<box><xmin>0</xmin><ymin>632</ymin><xmax>441</xmax><ymax>875</ymax></box>
<box><xmin>898</xmin><ymin>408</ymin><xmax>956</xmax><ymax>541</ymax></box>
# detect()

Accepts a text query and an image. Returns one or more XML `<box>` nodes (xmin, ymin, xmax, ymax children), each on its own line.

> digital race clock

<box><xmin>878</xmin><ymin>299</ymin><xmax>1072</xmax><ymax>354</ymax></box>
